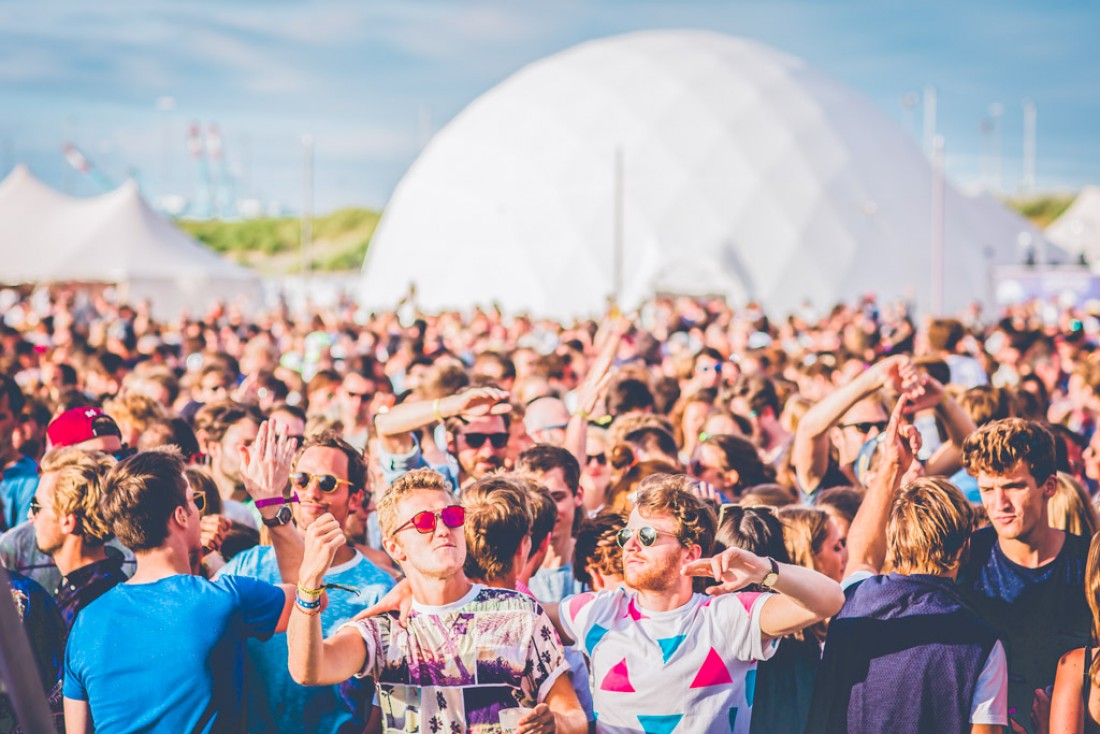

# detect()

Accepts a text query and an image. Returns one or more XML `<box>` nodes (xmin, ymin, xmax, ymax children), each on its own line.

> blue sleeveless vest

<box><xmin>805</xmin><ymin>573</ymin><xmax>999</xmax><ymax>734</ymax></box>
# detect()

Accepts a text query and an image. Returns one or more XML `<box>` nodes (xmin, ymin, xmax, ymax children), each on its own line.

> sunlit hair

<box><xmin>962</xmin><ymin>418</ymin><xmax>1056</xmax><ymax>485</ymax></box>
<box><xmin>606</xmin><ymin>459</ymin><xmax>681</xmax><ymax>516</ymax></box>
<box><xmin>574</xmin><ymin>512</ymin><xmax>627</xmax><ymax>587</ymax></box>
<box><xmin>1049</xmin><ymin>472</ymin><xmax>1099</xmax><ymax>538</ymax></box>
<box><xmin>502</xmin><ymin>471</ymin><xmax>556</xmax><ymax>559</ymax></box>
<box><xmin>39</xmin><ymin>447</ymin><xmax>116</xmax><ymax>546</ymax></box>
<box><xmin>633</xmin><ymin>475</ymin><xmax>716</xmax><ymax>553</ymax></box>
<box><xmin>1085</xmin><ymin>534</ymin><xmax>1100</xmax><ymax>685</ymax></box>
<box><xmin>777</xmin><ymin>506</ymin><xmax>831</xmax><ymax>574</ymax></box>
<box><xmin>376</xmin><ymin>468</ymin><xmax>451</xmax><ymax>538</ymax></box>
<box><xmin>104</xmin><ymin>392</ymin><xmax>165</xmax><ymax>441</ymax></box>
<box><xmin>295</xmin><ymin>430</ymin><xmax>368</xmax><ymax>494</ymax></box>
<box><xmin>886</xmin><ymin>477</ymin><xmax>975</xmax><ymax>575</ymax></box>
<box><xmin>460</xmin><ymin>476</ymin><xmax>532</xmax><ymax>583</ymax></box>
<box><xmin>102</xmin><ymin>447</ymin><xmax>189</xmax><ymax>552</ymax></box>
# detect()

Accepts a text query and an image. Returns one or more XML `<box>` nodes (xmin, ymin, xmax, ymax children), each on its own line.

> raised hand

<box><xmin>200</xmin><ymin>514</ymin><xmax>232</xmax><ymax>554</ymax></box>
<box><xmin>239</xmin><ymin>420</ymin><xmax>297</xmax><ymax>503</ymax></box>
<box><xmin>299</xmin><ymin>512</ymin><xmax>346</xmax><ymax>586</ymax></box>
<box><xmin>681</xmin><ymin>546</ymin><xmax>772</xmax><ymax>595</ymax></box>
<box><xmin>898</xmin><ymin>362</ymin><xmax>945</xmax><ymax>414</ymax></box>
<box><xmin>880</xmin><ymin>395</ymin><xmax>922</xmax><ymax>478</ymax></box>
<box><xmin>448</xmin><ymin>387</ymin><xmax>512</xmax><ymax>421</ymax></box>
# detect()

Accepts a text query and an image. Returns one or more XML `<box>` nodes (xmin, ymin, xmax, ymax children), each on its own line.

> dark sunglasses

<box><xmin>290</xmin><ymin>472</ymin><xmax>354</xmax><ymax>493</ymax></box>
<box><xmin>586</xmin><ymin>453</ymin><xmax>607</xmax><ymax>466</ymax></box>
<box><xmin>717</xmin><ymin>502</ymin><xmax>774</xmax><ymax>526</ymax></box>
<box><xmin>393</xmin><ymin>505</ymin><xmax>466</xmax><ymax>535</ymax></box>
<box><xmin>839</xmin><ymin>420</ymin><xmax>888</xmax><ymax>434</ymax></box>
<box><xmin>616</xmin><ymin>526</ymin><xmax>680</xmax><ymax>548</ymax></box>
<box><xmin>690</xmin><ymin>460</ymin><xmax>719</xmax><ymax>477</ymax></box>
<box><xmin>462</xmin><ymin>432</ymin><xmax>508</xmax><ymax>450</ymax></box>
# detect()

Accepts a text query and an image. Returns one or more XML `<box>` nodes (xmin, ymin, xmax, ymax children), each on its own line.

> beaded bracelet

<box><xmin>293</xmin><ymin>603</ymin><xmax>321</xmax><ymax>617</ymax></box>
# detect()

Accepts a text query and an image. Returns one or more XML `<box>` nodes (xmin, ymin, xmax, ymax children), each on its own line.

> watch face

<box><xmin>277</xmin><ymin>505</ymin><xmax>293</xmax><ymax>524</ymax></box>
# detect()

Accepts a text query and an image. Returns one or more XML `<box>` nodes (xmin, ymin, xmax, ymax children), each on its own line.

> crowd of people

<box><xmin>4</xmin><ymin>286</ymin><xmax>1100</xmax><ymax>733</ymax></box>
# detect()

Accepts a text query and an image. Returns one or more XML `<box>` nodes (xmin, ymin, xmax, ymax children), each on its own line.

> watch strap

<box><xmin>760</xmin><ymin>557</ymin><xmax>780</xmax><ymax>590</ymax></box>
<box><xmin>255</xmin><ymin>493</ymin><xmax>300</xmax><ymax>509</ymax></box>
<box><xmin>262</xmin><ymin>504</ymin><xmax>293</xmax><ymax>527</ymax></box>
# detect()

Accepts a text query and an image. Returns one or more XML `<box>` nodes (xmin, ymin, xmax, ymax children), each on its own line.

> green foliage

<box><xmin>177</xmin><ymin>207</ymin><xmax>380</xmax><ymax>273</ymax></box>
<box><xmin>1005</xmin><ymin>194</ymin><xmax>1076</xmax><ymax>229</ymax></box>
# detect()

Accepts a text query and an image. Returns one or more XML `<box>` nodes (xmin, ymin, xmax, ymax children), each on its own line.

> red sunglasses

<box><xmin>392</xmin><ymin>505</ymin><xmax>466</xmax><ymax>535</ymax></box>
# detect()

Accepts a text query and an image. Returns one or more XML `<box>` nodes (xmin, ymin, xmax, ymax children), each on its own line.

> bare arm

<box><xmin>924</xmin><ymin>388</ymin><xmax>977</xmax><ymax>477</ymax></box>
<box><xmin>63</xmin><ymin>698</ymin><xmax>93</xmax><ymax>734</ymax></box>
<box><xmin>1049</xmin><ymin>648</ymin><xmax>1085</xmax><ymax>734</ymax></box>
<box><xmin>845</xmin><ymin>396</ymin><xmax>919</xmax><ymax>578</ymax></box>
<box><xmin>681</xmin><ymin>548</ymin><xmax>845</xmax><ymax>641</ymax></box>
<box><xmin>287</xmin><ymin>514</ymin><xmax>370</xmax><ymax>686</ymax></box>
<box><xmin>527</xmin><ymin>673</ymin><xmax>587</xmax><ymax>734</ymax></box>
<box><xmin>374</xmin><ymin>387</ymin><xmax>511</xmax><ymax>454</ymax></box>
<box><xmin>792</xmin><ymin>355</ymin><xmax>907</xmax><ymax>492</ymax></box>
<box><xmin>564</xmin><ymin>323</ymin><xmax>623</xmax><ymax>467</ymax></box>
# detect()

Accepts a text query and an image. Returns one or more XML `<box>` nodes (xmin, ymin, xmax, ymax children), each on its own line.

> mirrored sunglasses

<box><xmin>615</xmin><ymin>526</ymin><xmax>679</xmax><ymax>548</ymax></box>
<box><xmin>393</xmin><ymin>505</ymin><xmax>466</xmax><ymax>535</ymax></box>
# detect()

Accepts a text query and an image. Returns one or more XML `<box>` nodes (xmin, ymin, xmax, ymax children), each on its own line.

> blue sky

<box><xmin>1</xmin><ymin>0</ymin><xmax>1097</xmax><ymax>214</ymax></box>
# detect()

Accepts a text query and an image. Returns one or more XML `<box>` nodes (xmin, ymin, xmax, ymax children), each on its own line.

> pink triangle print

<box><xmin>600</xmin><ymin>657</ymin><xmax>636</xmax><ymax>692</ymax></box>
<box><xmin>569</xmin><ymin>592</ymin><xmax>596</xmax><ymax>619</ymax></box>
<box><xmin>624</xmin><ymin>597</ymin><xmax>649</xmax><ymax>621</ymax></box>
<box><xmin>689</xmin><ymin>648</ymin><xmax>734</xmax><ymax>688</ymax></box>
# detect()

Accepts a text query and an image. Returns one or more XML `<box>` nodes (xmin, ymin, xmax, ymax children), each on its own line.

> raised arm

<box><xmin>239</xmin><ymin>420</ymin><xmax>303</xmax><ymax>584</ymax></box>
<box><xmin>287</xmin><ymin>513</ymin><xmax>370</xmax><ymax>686</ymax></box>
<box><xmin>564</xmin><ymin>321</ymin><xmax>624</xmax><ymax>467</ymax></box>
<box><xmin>902</xmin><ymin>370</ymin><xmax>976</xmax><ymax>477</ymax></box>
<box><xmin>374</xmin><ymin>387</ymin><xmax>511</xmax><ymax>454</ymax></box>
<box><xmin>681</xmin><ymin>547</ymin><xmax>845</xmax><ymax>641</ymax></box>
<box><xmin>844</xmin><ymin>395</ymin><xmax>920</xmax><ymax>578</ymax></box>
<box><xmin>792</xmin><ymin>355</ymin><xmax>907</xmax><ymax>493</ymax></box>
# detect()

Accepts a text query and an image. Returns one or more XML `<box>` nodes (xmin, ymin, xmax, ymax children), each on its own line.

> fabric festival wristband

<box><xmin>298</xmin><ymin>582</ymin><xmax>360</xmax><ymax>597</ymax></box>
<box><xmin>295</xmin><ymin>595</ymin><xmax>322</xmax><ymax>610</ymax></box>
<box><xmin>254</xmin><ymin>493</ymin><xmax>300</xmax><ymax>509</ymax></box>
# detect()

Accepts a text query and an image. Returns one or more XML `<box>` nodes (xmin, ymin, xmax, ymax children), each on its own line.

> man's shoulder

<box><xmin>1062</xmin><ymin>530</ymin><xmax>1092</xmax><ymax>559</ymax></box>
<box><xmin>217</xmin><ymin>545</ymin><xmax>277</xmax><ymax>581</ymax></box>
<box><xmin>468</xmin><ymin>585</ymin><xmax>544</xmax><ymax>613</ymax></box>
<box><xmin>2</xmin><ymin>456</ymin><xmax>38</xmax><ymax>481</ymax></box>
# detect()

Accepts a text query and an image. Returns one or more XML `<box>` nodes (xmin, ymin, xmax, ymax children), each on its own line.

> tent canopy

<box><xmin>1046</xmin><ymin>187</ymin><xmax>1100</xmax><ymax>266</ymax></box>
<box><xmin>0</xmin><ymin>165</ymin><xmax>261</xmax><ymax>318</ymax></box>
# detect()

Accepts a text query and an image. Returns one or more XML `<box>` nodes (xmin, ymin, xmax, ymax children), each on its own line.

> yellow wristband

<box><xmin>297</xmin><ymin>584</ymin><xmax>324</xmax><ymax>597</ymax></box>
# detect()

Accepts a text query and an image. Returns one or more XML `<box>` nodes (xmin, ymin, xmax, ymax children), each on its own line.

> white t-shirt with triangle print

<box><xmin>561</xmin><ymin>588</ymin><xmax>778</xmax><ymax>734</ymax></box>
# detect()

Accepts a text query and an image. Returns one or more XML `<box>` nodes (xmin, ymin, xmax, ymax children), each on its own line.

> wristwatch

<box><xmin>759</xmin><ymin>557</ymin><xmax>780</xmax><ymax>590</ymax></box>
<box><xmin>262</xmin><ymin>504</ymin><xmax>294</xmax><ymax>527</ymax></box>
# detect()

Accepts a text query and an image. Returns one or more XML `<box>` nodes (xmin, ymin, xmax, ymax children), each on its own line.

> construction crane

<box><xmin>61</xmin><ymin>143</ymin><xmax>114</xmax><ymax>192</ymax></box>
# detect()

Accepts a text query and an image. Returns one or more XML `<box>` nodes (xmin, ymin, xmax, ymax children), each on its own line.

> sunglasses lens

<box><xmin>638</xmin><ymin>527</ymin><xmax>658</xmax><ymax>547</ymax></box>
<box><xmin>290</xmin><ymin>473</ymin><xmax>309</xmax><ymax>489</ymax></box>
<box><xmin>615</xmin><ymin>528</ymin><xmax>631</xmax><ymax>547</ymax></box>
<box><xmin>441</xmin><ymin>505</ymin><xmax>465</xmax><ymax>528</ymax></box>
<box><xmin>317</xmin><ymin>475</ymin><xmax>339</xmax><ymax>492</ymax></box>
<box><xmin>194</xmin><ymin>494</ymin><xmax>206</xmax><ymax>513</ymax></box>
<box><xmin>464</xmin><ymin>433</ymin><xmax>486</xmax><ymax>449</ymax></box>
<box><xmin>489</xmin><ymin>434</ymin><xmax>508</xmax><ymax>449</ymax></box>
<box><xmin>411</xmin><ymin>511</ymin><xmax>437</xmax><ymax>533</ymax></box>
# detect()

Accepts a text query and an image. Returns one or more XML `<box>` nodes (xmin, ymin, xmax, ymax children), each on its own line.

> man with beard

<box><xmin>375</xmin><ymin>386</ymin><xmax>512</xmax><ymax>490</ymax></box>
<box><xmin>218</xmin><ymin>429</ymin><xmax>394</xmax><ymax>734</ymax></box>
<box><xmin>559</xmin><ymin>476</ymin><xmax>844</xmax><ymax>734</ymax></box>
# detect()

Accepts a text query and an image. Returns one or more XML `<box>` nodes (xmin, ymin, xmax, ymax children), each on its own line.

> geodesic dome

<box><xmin>361</xmin><ymin>30</ymin><xmax>1056</xmax><ymax>318</ymax></box>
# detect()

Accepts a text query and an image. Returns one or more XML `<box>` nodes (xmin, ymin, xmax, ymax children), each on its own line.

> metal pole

<box><xmin>990</xmin><ymin>103</ymin><xmax>1004</xmax><ymax>194</ymax></box>
<box><xmin>922</xmin><ymin>86</ymin><xmax>937</xmax><ymax>160</ymax></box>
<box><xmin>301</xmin><ymin>134</ymin><xmax>314</xmax><ymax>278</ymax></box>
<box><xmin>931</xmin><ymin>135</ymin><xmax>946</xmax><ymax>314</ymax></box>
<box><xmin>0</xmin><ymin>567</ymin><xmax>55</xmax><ymax>733</ymax></box>
<box><xmin>612</xmin><ymin>147</ymin><xmax>624</xmax><ymax>307</ymax></box>
<box><xmin>1023</xmin><ymin>99</ymin><xmax>1037</xmax><ymax>194</ymax></box>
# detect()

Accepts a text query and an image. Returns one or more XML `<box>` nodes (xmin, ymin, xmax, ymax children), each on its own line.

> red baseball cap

<box><xmin>46</xmin><ymin>407</ymin><xmax>122</xmax><ymax>449</ymax></box>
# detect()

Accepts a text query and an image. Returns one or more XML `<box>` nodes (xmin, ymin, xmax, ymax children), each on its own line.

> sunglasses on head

<box><xmin>717</xmin><ymin>502</ymin><xmax>774</xmax><ymax>526</ymax></box>
<box><xmin>290</xmin><ymin>472</ymin><xmax>354</xmax><ymax>493</ymax></box>
<box><xmin>393</xmin><ymin>505</ymin><xmax>465</xmax><ymax>535</ymax></box>
<box><xmin>615</xmin><ymin>526</ymin><xmax>680</xmax><ymax>548</ymax></box>
<box><xmin>839</xmin><ymin>421</ymin><xmax>888</xmax><ymax>434</ymax></box>
<box><xmin>462</xmin><ymin>432</ymin><xmax>508</xmax><ymax>450</ymax></box>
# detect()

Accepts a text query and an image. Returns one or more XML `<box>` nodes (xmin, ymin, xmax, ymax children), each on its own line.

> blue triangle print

<box><xmin>585</xmin><ymin>624</ymin><xmax>610</xmax><ymax>655</ymax></box>
<box><xmin>657</xmin><ymin>634</ymin><xmax>687</xmax><ymax>664</ymax></box>
<box><xmin>637</xmin><ymin>714</ymin><xmax>683</xmax><ymax>734</ymax></box>
<box><xmin>728</xmin><ymin>707</ymin><xmax>738</xmax><ymax>729</ymax></box>
<box><xmin>745</xmin><ymin>669</ymin><xmax>757</xmax><ymax>706</ymax></box>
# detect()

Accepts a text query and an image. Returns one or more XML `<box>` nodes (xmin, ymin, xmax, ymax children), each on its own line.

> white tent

<box><xmin>0</xmin><ymin>165</ymin><xmax>262</xmax><ymax>318</ymax></box>
<box><xmin>362</xmin><ymin>30</ymin><xmax>1060</xmax><ymax>318</ymax></box>
<box><xmin>1046</xmin><ymin>187</ymin><xmax>1100</xmax><ymax>265</ymax></box>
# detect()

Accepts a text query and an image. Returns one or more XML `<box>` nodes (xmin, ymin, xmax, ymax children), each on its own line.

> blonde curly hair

<box><xmin>39</xmin><ymin>447</ymin><xmax>116</xmax><ymax>545</ymax></box>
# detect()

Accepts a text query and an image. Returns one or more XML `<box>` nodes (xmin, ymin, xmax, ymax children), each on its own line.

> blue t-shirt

<box><xmin>529</xmin><ymin>563</ymin><xmax>585</xmax><ymax>604</ymax></box>
<box><xmin>1</xmin><ymin>456</ymin><xmax>39</xmax><ymax>531</ymax></box>
<box><xmin>63</xmin><ymin>574</ymin><xmax>285</xmax><ymax>733</ymax></box>
<box><xmin>217</xmin><ymin>546</ymin><xmax>395</xmax><ymax>734</ymax></box>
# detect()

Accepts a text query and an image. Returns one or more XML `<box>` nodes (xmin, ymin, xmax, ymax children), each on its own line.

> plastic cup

<box><xmin>499</xmin><ymin>707</ymin><xmax>533</xmax><ymax>733</ymax></box>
